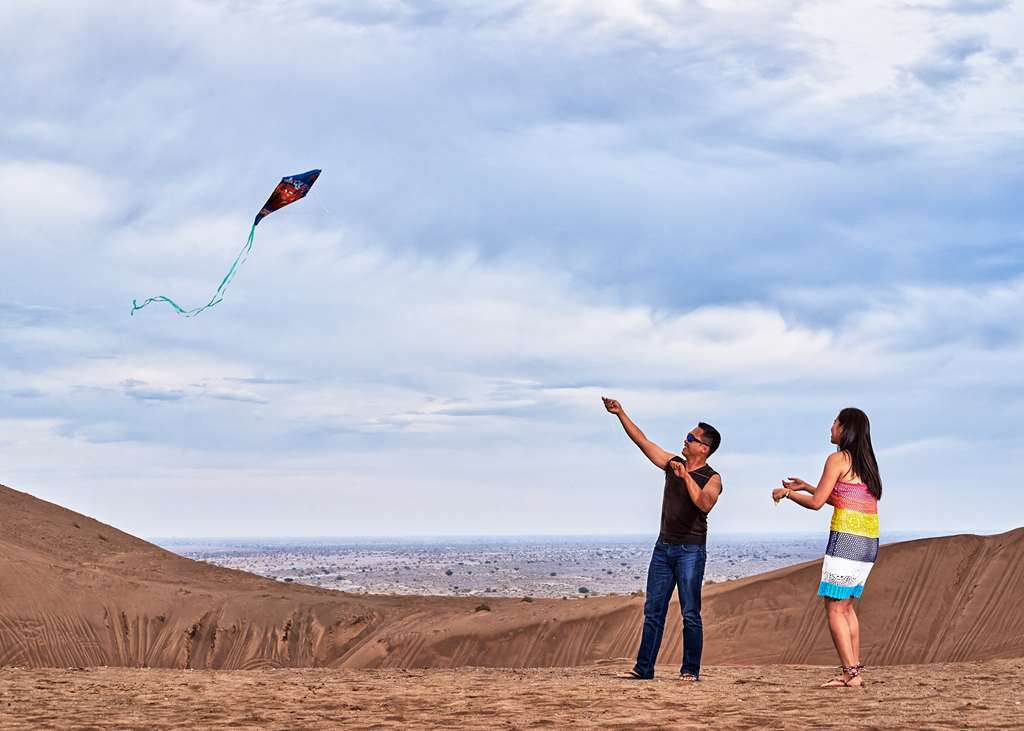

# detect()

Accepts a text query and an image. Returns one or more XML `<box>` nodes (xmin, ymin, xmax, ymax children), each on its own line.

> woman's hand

<box><xmin>772</xmin><ymin>487</ymin><xmax>789</xmax><ymax>504</ymax></box>
<box><xmin>783</xmin><ymin>477</ymin><xmax>811</xmax><ymax>492</ymax></box>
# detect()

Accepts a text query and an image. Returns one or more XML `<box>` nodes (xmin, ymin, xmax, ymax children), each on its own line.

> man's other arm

<box><xmin>671</xmin><ymin>462</ymin><xmax>722</xmax><ymax>513</ymax></box>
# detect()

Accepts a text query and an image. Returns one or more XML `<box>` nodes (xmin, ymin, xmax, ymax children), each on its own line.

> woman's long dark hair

<box><xmin>836</xmin><ymin>407</ymin><xmax>883</xmax><ymax>500</ymax></box>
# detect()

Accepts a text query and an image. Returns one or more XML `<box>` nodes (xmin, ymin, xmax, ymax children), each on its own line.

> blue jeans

<box><xmin>633</xmin><ymin>541</ymin><xmax>707</xmax><ymax>679</ymax></box>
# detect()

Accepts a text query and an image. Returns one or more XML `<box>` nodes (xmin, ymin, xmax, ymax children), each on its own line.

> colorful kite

<box><xmin>131</xmin><ymin>169</ymin><xmax>322</xmax><ymax>317</ymax></box>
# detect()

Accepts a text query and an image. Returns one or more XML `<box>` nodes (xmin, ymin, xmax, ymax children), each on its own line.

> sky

<box><xmin>1</xmin><ymin>0</ymin><xmax>1022</xmax><ymax>537</ymax></box>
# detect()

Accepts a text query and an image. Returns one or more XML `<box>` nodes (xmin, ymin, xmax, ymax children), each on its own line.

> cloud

<box><xmin>0</xmin><ymin>302</ymin><xmax>66</xmax><ymax>328</ymax></box>
<box><xmin>0</xmin><ymin>0</ymin><xmax>1021</xmax><ymax>534</ymax></box>
<box><xmin>7</xmin><ymin>387</ymin><xmax>44</xmax><ymax>399</ymax></box>
<box><xmin>0</xmin><ymin>162</ymin><xmax>114</xmax><ymax>240</ymax></box>
<box><xmin>122</xmin><ymin>379</ymin><xmax>187</xmax><ymax>402</ymax></box>
<box><xmin>908</xmin><ymin>35</ymin><xmax>990</xmax><ymax>87</ymax></box>
<box><xmin>5</xmin><ymin>243</ymin><xmax>1019</xmax><ymax>447</ymax></box>
<box><xmin>919</xmin><ymin>0</ymin><xmax>1010</xmax><ymax>15</ymax></box>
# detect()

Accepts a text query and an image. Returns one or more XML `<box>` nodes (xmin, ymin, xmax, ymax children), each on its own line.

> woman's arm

<box><xmin>782</xmin><ymin>478</ymin><xmax>814</xmax><ymax>493</ymax></box>
<box><xmin>774</xmin><ymin>453</ymin><xmax>846</xmax><ymax>511</ymax></box>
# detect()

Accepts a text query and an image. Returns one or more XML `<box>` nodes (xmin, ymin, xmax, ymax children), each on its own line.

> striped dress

<box><xmin>818</xmin><ymin>481</ymin><xmax>879</xmax><ymax>599</ymax></box>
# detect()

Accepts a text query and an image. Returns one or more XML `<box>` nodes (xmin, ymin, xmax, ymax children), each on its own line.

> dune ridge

<box><xmin>2</xmin><ymin>483</ymin><xmax>1022</xmax><ymax>669</ymax></box>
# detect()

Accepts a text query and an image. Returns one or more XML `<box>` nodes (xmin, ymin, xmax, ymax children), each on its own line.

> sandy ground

<box><xmin>3</xmin><ymin>483</ymin><xmax>1024</xmax><ymax>730</ymax></box>
<box><xmin>1</xmin><ymin>659</ymin><xmax>1022</xmax><ymax>730</ymax></box>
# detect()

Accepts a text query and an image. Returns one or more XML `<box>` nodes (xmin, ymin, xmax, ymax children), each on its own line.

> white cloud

<box><xmin>3</xmin><ymin>236</ymin><xmax>1021</xmax><ymax>532</ymax></box>
<box><xmin>0</xmin><ymin>161</ymin><xmax>113</xmax><ymax>232</ymax></box>
<box><xmin>0</xmin><ymin>0</ymin><xmax>1021</xmax><ymax>535</ymax></box>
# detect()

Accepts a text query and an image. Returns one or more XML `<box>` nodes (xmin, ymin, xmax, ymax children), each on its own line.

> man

<box><xmin>602</xmin><ymin>396</ymin><xmax>723</xmax><ymax>681</ymax></box>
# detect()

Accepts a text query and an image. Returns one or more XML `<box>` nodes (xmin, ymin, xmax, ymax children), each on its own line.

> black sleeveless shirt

<box><xmin>659</xmin><ymin>457</ymin><xmax>720</xmax><ymax>545</ymax></box>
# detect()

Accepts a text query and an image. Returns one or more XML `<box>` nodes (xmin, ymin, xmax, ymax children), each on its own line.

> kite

<box><xmin>131</xmin><ymin>169</ymin><xmax>322</xmax><ymax>317</ymax></box>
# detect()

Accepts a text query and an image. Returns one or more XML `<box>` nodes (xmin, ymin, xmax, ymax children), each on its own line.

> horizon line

<box><xmin>149</xmin><ymin>528</ymin><xmax>1012</xmax><ymax>542</ymax></box>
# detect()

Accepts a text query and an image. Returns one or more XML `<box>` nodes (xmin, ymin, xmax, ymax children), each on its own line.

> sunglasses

<box><xmin>685</xmin><ymin>433</ymin><xmax>709</xmax><ymax>447</ymax></box>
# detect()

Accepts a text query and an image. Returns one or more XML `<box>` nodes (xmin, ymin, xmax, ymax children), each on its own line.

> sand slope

<box><xmin>2</xmin><ymin>483</ymin><xmax>1022</xmax><ymax>669</ymax></box>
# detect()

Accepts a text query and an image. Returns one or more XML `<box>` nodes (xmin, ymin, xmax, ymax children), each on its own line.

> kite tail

<box><xmin>131</xmin><ymin>223</ymin><xmax>257</xmax><ymax>318</ymax></box>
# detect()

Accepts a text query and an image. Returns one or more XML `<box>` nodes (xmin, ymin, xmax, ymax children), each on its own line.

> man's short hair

<box><xmin>698</xmin><ymin>422</ymin><xmax>721</xmax><ymax>456</ymax></box>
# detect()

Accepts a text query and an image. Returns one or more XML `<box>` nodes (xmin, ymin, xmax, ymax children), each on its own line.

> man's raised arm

<box><xmin>602</xmin><ymin>397</ymin><xmax>674</xmax><ymax>470</ymax></box>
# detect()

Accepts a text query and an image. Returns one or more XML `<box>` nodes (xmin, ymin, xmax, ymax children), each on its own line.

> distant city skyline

<box><xmin>2</xmin><ymin>1</ymin><xmax>1022</xmax><ymax>537</ymax></box>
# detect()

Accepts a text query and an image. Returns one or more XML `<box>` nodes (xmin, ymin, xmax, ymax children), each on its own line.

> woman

<box><xmin>772</xmin><ymin>408</ymin><xmax>882</xmax><ymax>688</ymax></box>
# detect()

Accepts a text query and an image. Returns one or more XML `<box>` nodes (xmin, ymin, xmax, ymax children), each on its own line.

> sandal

<box><xmin>820</xmin><ymin>664</ymin><xmax>862</xmax><ymax>688</ymax></box>
<box><xmin>617</xmin><ymin>669</ymin><xmax>650</xmax><ymax>680</ymax></box>
<box><xmin>823</xmin><ymin>662</ymin><xmax>865</xmax><ymax>685</ymax></box>
<box><xmin>679</xmin><ymin>672</ymin><xmax>699</xmax><ymax>682</ymax></box>
<box><xmin>844</xmin><ymin>664</ymin><xmax>863</xmax><ymax>687</ymax></box>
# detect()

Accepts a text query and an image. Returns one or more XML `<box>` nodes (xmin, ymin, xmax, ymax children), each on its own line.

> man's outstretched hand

<box><xmin>602</xmin><ymin>397</ymin><xmax>623</xmax><ymax>415</ymax></box>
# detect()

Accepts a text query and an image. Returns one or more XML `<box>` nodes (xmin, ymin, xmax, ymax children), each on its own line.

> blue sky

<box><xmin>1</xmin><ymin>0</ymin><xmax>1021</xmax><ymax>536</ymax></box>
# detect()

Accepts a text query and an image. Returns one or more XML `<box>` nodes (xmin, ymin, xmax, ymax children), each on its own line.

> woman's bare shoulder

<box><xmin>825</xmin><ymin>451</ymin><xmax>852</xmax><ymax>469</ymax></box>
<box><xmin>828</xmin><ymin>450</ymin><xmax>859</xmax><ymax>481</ymax></box>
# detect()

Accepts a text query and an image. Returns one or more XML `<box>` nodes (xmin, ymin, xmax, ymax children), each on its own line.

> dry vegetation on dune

<box><xmin>2</xmin><ymin>483</ymin><xmax>1024</xmax><ymax>672</ymax></box>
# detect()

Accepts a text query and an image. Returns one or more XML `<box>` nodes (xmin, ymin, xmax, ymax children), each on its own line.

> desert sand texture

<box><xmin>2</xmin><ymin>482</ymin><xmax>1024</xmax><ymax>671</ymax></box>
<box><xmin>2</xmin><ymin>661</ymin><xmax>1023</xmax><ymax>730</ymax></box>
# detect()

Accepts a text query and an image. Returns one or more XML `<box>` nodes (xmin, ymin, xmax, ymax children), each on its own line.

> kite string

<box><xmin>131</xmin><ymin>223</ymin><xmax>257</xmax><ymax>318</ymax></box>
<box><xmin>310</xmin><ymin>182</ymin><xmax>331</xmax><ymax>216</ymax></box>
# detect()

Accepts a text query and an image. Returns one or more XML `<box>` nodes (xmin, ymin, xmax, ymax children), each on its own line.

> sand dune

<box><xmin>2</xmin><ymin>483</ymin><xmax>1022</xmax><ymax>670</ymax></box>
